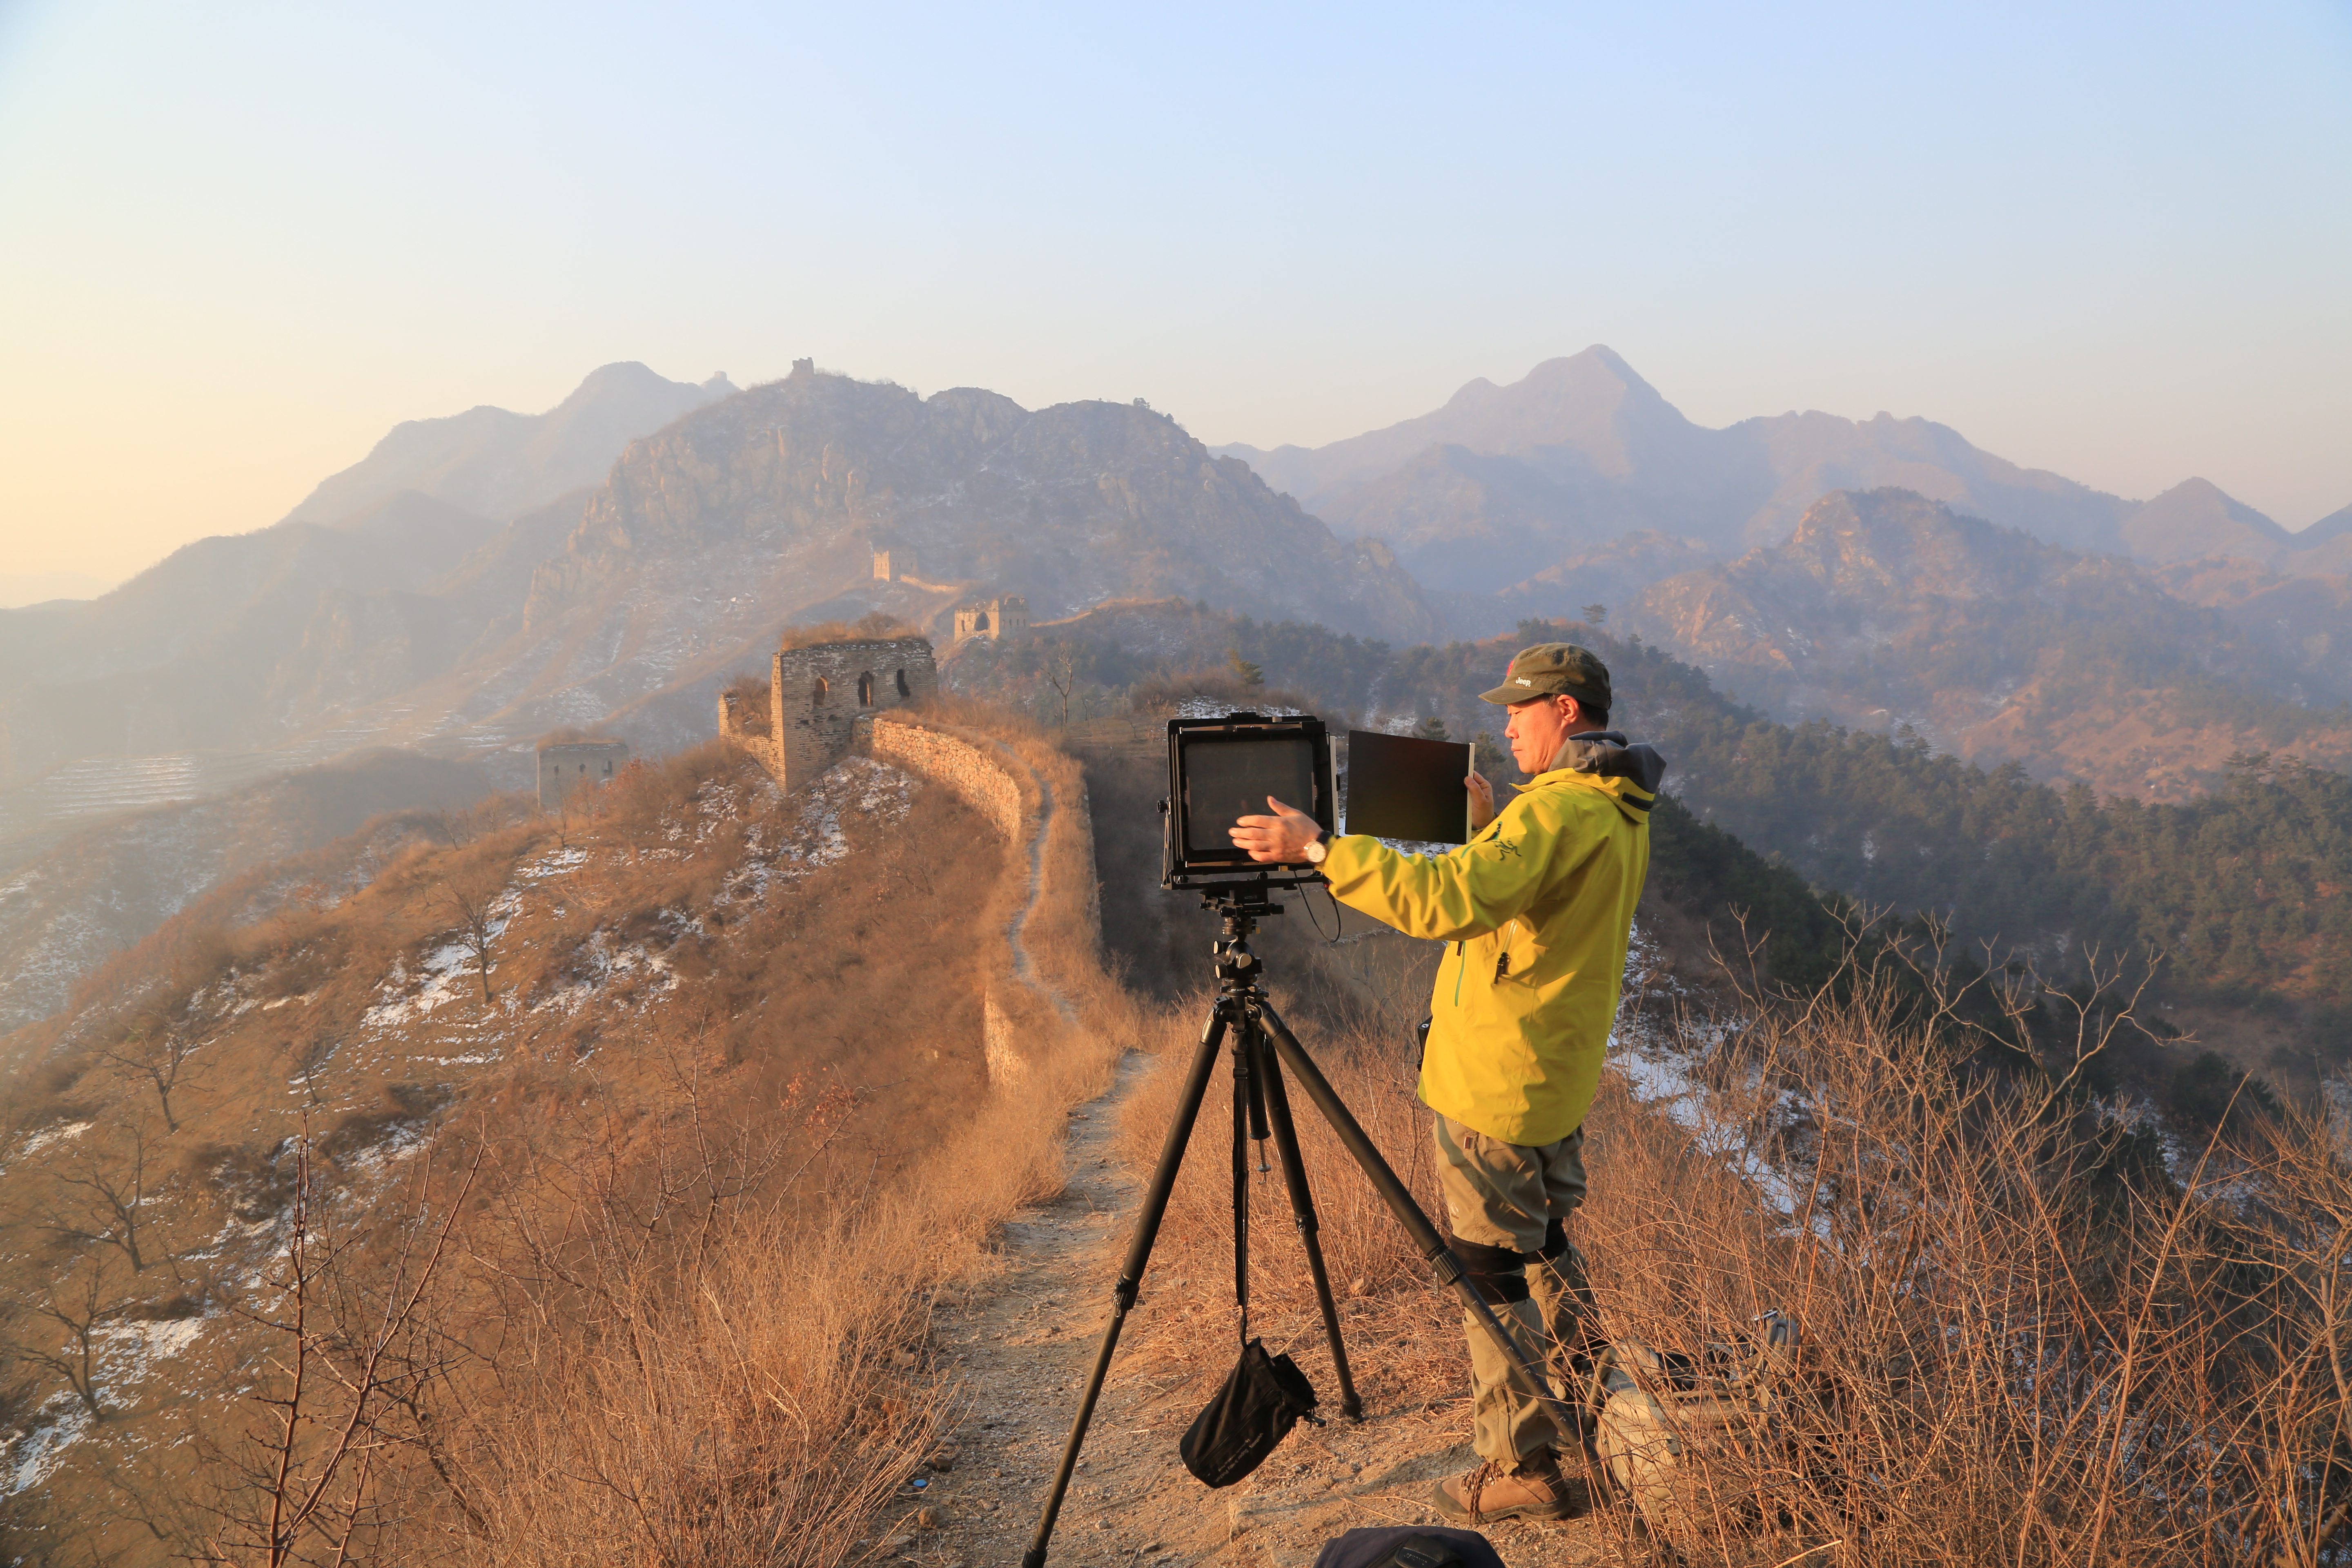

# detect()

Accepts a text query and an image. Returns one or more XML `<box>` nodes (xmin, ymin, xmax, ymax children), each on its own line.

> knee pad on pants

<box><xmin>1447</xmin><ymin>1232</ymin><xmax>1532</xmax><ymax>1305</ymax></box>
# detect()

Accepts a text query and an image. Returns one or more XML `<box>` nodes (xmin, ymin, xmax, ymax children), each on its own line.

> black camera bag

<box><xmin>1179</xmin><ymin>1337</ymin><xmax>1319</xmax><ymax>1488</ymax></box>
<box><xmin>1312</xmin><ymin>1526</ymin><xmax>1506</xmax><ymax>1568</ymax></box>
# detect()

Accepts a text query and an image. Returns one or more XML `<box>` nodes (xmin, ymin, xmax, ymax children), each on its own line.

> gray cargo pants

<box><xmin>1432</xmin><ymin>1112</ymin><xmax>1597</xmax><ymax>1467</ymax></box>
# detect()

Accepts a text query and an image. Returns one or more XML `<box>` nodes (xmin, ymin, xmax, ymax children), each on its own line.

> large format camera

<box><xmin>1160</xmin><ymin>712</ymin><xmax>1336</xmax><ymax>892</ymax></box>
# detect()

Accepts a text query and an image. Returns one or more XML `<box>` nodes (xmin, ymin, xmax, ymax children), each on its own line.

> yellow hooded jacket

<box><xmin>1321</xmin><ymin>732</ymin><xmax>1664</xmax><ymax>1146</ymax></box>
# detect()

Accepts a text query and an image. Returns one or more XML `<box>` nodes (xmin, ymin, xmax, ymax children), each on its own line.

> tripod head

<box><xmin>1205</xmin><ymin>882</ymin><xmax>1280</xmax><ymax>994</ymax></box>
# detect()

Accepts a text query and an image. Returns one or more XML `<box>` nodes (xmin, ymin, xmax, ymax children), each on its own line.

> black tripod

<box><xmin>1022</xmin><ymin>887</ymin><xmax>1587</xmax><ymax>1566</ymax></box>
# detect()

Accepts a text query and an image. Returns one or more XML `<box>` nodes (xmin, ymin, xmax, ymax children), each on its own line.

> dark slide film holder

<box><xmin>1345</xmin><ymin>730</ymin><xmax>1474</xmax><ymax>845</ymax></box>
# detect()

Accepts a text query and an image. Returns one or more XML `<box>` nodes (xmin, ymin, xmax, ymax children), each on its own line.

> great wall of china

<box><xmin>716</xmin><ymin>632</ymin><xmax>1094</xmax><ymax>1085</ymax></box>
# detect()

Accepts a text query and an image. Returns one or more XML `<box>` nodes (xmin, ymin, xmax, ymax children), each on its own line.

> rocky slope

<box><xmin>1616</xmin><ymin>488</ymin><xmax>2352</xmax><ymax>798</ymax></box>
<box><xmin>0</xmin><ymin>749</ymin><xmax>490</xmax><ymax>1033</ymax></box>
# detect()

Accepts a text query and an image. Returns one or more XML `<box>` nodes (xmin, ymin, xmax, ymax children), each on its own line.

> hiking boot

<box><xmin>1429</xmin><ymin>1449</ymin><xmax>1587</xmax><ymax>1523</ymax></box>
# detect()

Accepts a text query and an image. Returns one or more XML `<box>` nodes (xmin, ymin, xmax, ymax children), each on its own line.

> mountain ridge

<box><xmin>1615</xmin><ymin>487</ymin><xmax>2352</xmax><ymax>798</ymax></box>
<box><xmin>281</xmin><ymin>361</ymin><xmax>737</xmax><ymax>528</ymax></box>
<box><xmin>1216</xmin><ymin>348</ymin><xmax>2339</xmax><ymax>595</ymax></box>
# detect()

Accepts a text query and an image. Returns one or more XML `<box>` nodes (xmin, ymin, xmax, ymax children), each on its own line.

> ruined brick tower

<box><xmin>717</xmin><ymin>634</ymin><xmax>938</xmax><ymax>792</ymax></box>
<box><xmin>871</xmin><ymin>547</ymin><xmax>915</xmax><ymax>581</ymax></box>
<box><xmin>537</xmin><ymin>739</ymin><xmax>632</xmax><ymax>812</ymax></box>
<box><xmin>953</xmin><ymin>596</ymin><xmax>1029</xmax><ymax>642</ymax></box>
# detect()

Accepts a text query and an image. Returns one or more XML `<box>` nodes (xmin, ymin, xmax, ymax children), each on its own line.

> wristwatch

<box><xmin>1302</xmin><ymin>829</ymin><xmax>1332</xmax><ymax>866</ymax></box>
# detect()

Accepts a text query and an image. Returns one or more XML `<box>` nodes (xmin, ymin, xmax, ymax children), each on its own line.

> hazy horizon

<box><xmin>3</xmin><ymin>0</ymin><xmax>2347</xmax><ymax>581</ymax></box>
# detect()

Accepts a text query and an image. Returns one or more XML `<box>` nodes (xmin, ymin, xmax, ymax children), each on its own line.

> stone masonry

<box><xmin>953</xmin><ymin>595</ymin><xmax>1029</xmax><ymax>642</ymax></box>
<box><xmin>717</xmin><ymin>635</ymin><xmax>938</xmax><ymax>793</ymax></box>
<box><xmin>537</xmin><ymin>740</ymin><xmax>632</xmax><ymax>812</ymax></box>
<box><xmin>865</xmin><ymin>712</ymin><xmax>1029</xmax><ymax>842</ymax></box>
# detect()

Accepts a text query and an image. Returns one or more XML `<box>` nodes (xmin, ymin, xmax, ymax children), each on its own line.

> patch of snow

<box><xmin>95</xmin><ymin>1315</ymin><xmax>209</xmax><ymax>1383</ymax></box>
<box><xmin>18</xmin><ymin>1119</ymin><xmax>93</xmax><ymax>1156</ymax></box>
<box><xmin>6</xmin><ymin>1398</ymin><xmax>93</xmax><ymax>1495</ymax></box>
<box><xmin>521</xmin><ymin>847</ymin><xmax>590</xmax><ymax>880</ymax></box>
<box><xmin>360</xmin><ymin>889</ymin><xmax>520</xmax><ymax>1030</ymax></box>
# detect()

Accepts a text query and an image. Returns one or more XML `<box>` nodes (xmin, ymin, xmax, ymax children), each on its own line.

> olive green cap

<box><xmin>1478</xmin><ymin>642</ymin><xmax>1613</xmax><ymax>710</ymax></box>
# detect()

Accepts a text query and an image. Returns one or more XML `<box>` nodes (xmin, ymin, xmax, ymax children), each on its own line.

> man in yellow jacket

<box><xmin>1231</xmin><ymin>643</ymin><xmax>1663</xmax><ymax>1523</ymax></box>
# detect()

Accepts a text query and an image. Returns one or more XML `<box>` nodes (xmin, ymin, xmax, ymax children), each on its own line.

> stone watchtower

<box><xmin>537</xmin><ymin>739</ymin><xmax>632</xmax><ymax>812</ymax></box>
<box><xmin>953</xmin><ymin>595</ymin><xmax>1029</xmax><ymax>642</ymax></box>
<box><xmin>717</xmin><ymin>635</ymin><xmax>938</xmax><ymax>792</ymax></box>
<box><xmin>872</xmin><ymin>547</ymin><xmax>916</xmax><ymax>582</ymax></box>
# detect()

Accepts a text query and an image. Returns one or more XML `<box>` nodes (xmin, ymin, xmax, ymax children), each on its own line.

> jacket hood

<box><xmin>1535</xmin><ymin>730</ymin><xmax>1667</xmax><ymax>821</ymax></box>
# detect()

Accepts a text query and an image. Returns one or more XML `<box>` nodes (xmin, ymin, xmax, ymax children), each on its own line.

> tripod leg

<box><xmin>1231</xmin><ymin>1016</ymin><xmax>1251</xmax><ymax>1342</ymax></box>
<box><xmin>1245</xmin><ymin>1013</ymin><xmax>1363</xmax><ymax>1421</ymax></box>
<box><xmin>1022</xmin><ymin>999</ymin><xmax>1231</xmax><ymax>1568</ymax></box>
<box><xmin>1252</xmin><ymin>998</ymin><xmax>1589</xmax><ymax>1446</ymax></box>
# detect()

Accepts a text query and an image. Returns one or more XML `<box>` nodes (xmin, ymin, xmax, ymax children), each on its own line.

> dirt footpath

<box><xmin>873</xmin><ymin>1050</ymin><xmax>1624</xmax><ymax>1568</ymax></box>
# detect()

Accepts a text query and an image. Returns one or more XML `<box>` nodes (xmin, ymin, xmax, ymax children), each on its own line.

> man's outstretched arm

<box><xmin>1231</xmin><ymin>794</ymin><xmax>1547</xmax><ymax>942</ymax></box>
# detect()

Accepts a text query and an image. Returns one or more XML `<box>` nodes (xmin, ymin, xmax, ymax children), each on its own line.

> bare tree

<box><xmin>1042</xmin><ymin>645</ymin><xmax>1082</xmax><ymax>725</ymax></box>
<box><xmin>98</xmin><ymin>1022</ymin><xmax>200</xmax><ymax>1132</ymax></box>
<box><xmin>42</xmin><ymin>1118</ymin><xmax>172</xmax><ymax>1274</ymax></box>
<box><xmin>438</xmin><ymin>869</ymin><xmax>506</xmax><ymax>1004</ymax></box>
<box><xmin>200</xmin><ymin>1134</ymin><xmax>479</xmax><ymax>1567</ymax></box>
<box><xmin>7</xmin><ymin>1255</ymin><xmax>125</xmax><ymax>1420</ymax></box>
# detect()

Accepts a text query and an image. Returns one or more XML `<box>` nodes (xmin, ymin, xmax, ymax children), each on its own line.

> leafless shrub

<box><xmin>777</xmin><ymin>611</ymin><xmax>921</xmax><ymax>650</ymax></box>
<box><xmin>192</xmin><ymin>1129</ymin><xmax>479</xmax><ymax>1567</ymax></box>
<box><xmin>1118</xmin><ymin>935</ymin><xmax>2352</xmax><ymax>1566</ymax></box>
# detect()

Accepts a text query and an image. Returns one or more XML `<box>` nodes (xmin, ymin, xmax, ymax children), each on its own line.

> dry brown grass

<box><xmin>0</xmin><ymin>708</ymin><xmax>1138</xmax><ymax>1567</ymax></box>
<box><xmin>776</xmin><ymin>613</ymin><xmax>922</xmax><ymax>651</ymax></box>
<box><xmin>1111</xmin><ymin>933</ymin><xmax>2352</xmax><ymax>1566</ymax></box>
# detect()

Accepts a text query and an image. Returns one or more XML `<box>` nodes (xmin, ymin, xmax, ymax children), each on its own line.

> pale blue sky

<box><xmin>2</xmin><ymin>0</ymin><xmax>2347</xmax><ymax>580</ymax></box>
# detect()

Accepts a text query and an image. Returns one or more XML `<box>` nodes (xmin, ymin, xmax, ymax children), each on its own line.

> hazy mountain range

<box><xmin>281</xmin><ymin>361</ymin><xmax>738</xmax><ymax>527</ymax></box>
<box><xmin>1218</xmin><ymin>347</ymin><xmax>2352</xmax><ymax>598</ymax></box>
<box><xmin>1613</xmin><ymin>488</ymin><xmax>2352</xmax><ymax>798</ymax></box>
<box><xmin>3</xmin><ymin>347</ymin><xmax>2348</xmax><ymax>1036</ymax></box>
<box><xmin>0</xmin><ymin>362</ymin><xmax>1433</xmax><ymax>812</ymax></box>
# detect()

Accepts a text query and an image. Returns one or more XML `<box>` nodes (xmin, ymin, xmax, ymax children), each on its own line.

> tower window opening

<box><xmin>895</xmin><ymin>668</ymin><xmax>910</xmax><ymax>698</ymax></box>
<box><xmin>813</xmin><ymin>677</ymin><xmax>829</xmax><ymax>707</ymax></box>
<box><xmin>858</xmin><ymin>672</ymin><xmax>875</xmax><ymax>706</ymax></box>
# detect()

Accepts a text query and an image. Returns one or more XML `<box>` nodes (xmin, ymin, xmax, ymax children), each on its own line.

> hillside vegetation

<box><xmin>0</xmin><ymin>718</ymin><xmax>1130</xmax><ymax>1566</ymax></box>
<box><xmin>1106</xmin><ymin>920</ymin><xmax>2352</xmax><ymax>1566</ymax></box>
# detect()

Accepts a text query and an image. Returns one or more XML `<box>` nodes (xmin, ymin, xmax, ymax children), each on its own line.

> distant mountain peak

<box><xmin>281</xmin><ymin>364</ymin><xmax>735</xmax><ymax>529</ymax></box>
<box><xmin>2298</xmin><ymin>501</ymin><xmax>2352</xmax><ymax>544</ymax></box>
<box><xmin>2119</xmin><ymin>477</ymin><xmax>2289</xmax><ymax>566</ymax></box>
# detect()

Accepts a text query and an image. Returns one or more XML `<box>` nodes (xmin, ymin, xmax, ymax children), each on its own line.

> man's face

<box><xmin>1504</xmin><ymin>693</ymin><xmax>1583</xmax><ymax>775</ymax></box>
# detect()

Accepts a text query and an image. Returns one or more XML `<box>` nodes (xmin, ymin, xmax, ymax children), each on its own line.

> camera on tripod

<box><xmin>1160</xmin><ymin>711</ymin><xmax>1336</xmax><ymax>895</ymax></box>
<box><xmin>1024</xmin><ymin>709</ymin><xmax>1584</xmax><ymax>1566</ymax></box>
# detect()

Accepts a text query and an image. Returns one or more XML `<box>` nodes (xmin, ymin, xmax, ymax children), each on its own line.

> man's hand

<box><xmin>1468</xmin><ymin>771</ymin><xmax>1496</xmax><ymax>833</ymax></box>
<box><xmin>1230</xmin><ymin>796</ymin><xmax>1321</xmax><ymax>863</ymax></box>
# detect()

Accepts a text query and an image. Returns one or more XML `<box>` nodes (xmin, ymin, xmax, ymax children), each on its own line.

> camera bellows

<box><xmin>1180</xmin><ymin>1338</ymin><xmax>1319</xmax><ymax>1488</ymax></box>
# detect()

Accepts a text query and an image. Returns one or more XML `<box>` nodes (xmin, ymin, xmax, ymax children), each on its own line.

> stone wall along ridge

<box><xmin>864</xmin><ymin>713</ymin><xmax>1031</xmax><ymax>844</ymax></box>
<box><xmin>865</xmin><ymin>711</ymin><xmax>1093</xmax><ymax>1085</ymax></box>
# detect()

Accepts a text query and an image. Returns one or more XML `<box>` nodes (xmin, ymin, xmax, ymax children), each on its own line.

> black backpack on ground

<box><xmin>1313</xmin><ymin>1526</ymin><xmax>1507</xmax><ymax>1568</ymax></box>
